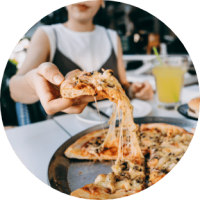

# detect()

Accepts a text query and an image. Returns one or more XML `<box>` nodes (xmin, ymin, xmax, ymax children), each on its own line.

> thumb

<box><xmin>134</xmin><ymin>82</ymin><xmax>142</xmax><ymax>87</ymax></box>
<box><xmin>37</xmin><ymin>62</ymin><xmax>64</xmax><ymax>85</ymax></box>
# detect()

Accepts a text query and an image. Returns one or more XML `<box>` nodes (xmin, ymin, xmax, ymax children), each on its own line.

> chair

<box><xmin>15</xmin><ymin>102</ymin><xmax>46</xmax><ymax>126</ymax></box>
<box><xmin>15</xmin><ymin>103</ymin><xmax>31</xmax><ymax>126</ymax></box>
<box><xmin>1</xmin><ymin>60</ymin><xmax>46</xmax><ymax>126</ymax></box>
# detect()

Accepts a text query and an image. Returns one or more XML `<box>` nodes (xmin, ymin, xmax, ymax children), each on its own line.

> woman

<box><xmin>10</xmin><ymin>0</ymin><xmax>153</xmax><ymax>115</ymax></box>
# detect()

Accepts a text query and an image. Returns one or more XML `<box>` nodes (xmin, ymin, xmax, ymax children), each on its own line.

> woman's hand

<box><xmin>129</xmin><ymin>81</ymin><xmax>154</xmax><ymax>100</ymax></box>
<box><xmin>26</xmin><ymin>63</ymin><xmax>88</xmax><ymax>115</ymax></box>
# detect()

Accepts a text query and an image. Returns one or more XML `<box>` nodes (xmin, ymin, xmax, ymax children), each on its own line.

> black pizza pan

<box><xmin>48</xmin><ymin>117</ymin><xmax>197</xmax><ymax>195</ymax></box>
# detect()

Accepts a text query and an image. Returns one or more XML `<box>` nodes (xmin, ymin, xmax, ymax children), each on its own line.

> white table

<box><xmin>5</xmin><ymin>85</ymin><xmax>199</xmax><ymax>186</ymax></box>
<box><xmin>6</xmin><ymin>119</ymin><xmax>70</xmax><ymax>184</ymax></box>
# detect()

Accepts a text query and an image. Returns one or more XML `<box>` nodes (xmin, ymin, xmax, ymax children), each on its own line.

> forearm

<box><xmin>9</xmin><ymin>69</ymin><xmax>39</xmax><ymax>104</ymax></box>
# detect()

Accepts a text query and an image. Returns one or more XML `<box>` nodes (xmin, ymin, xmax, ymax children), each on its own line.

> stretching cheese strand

<box><xmin>90</xmin><ymin>70</ymin><xmax>143</xmax><ymax>160</ymax></box>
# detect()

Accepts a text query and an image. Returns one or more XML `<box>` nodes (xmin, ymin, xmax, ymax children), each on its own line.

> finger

<box><xmin>73</xmin><ymin>95</ymin><xmax>105</xmax><ymax>105</ymax></box>
<box><xmin>37</xmin><ymin>62</ymin><xmax>64</xmax><ymax>85</ymax></box>
<box><xmin>135</xmin><ymin>86</ymin><xmax>150</xmax><ymax>97</ymax></box>
<box><xmin>143</xmin><ymin>81</ymin><xmax>152</xmax><ymax>89</ymax></box>
<box><xmin>35</xmin><ymin>77</ymin><xmax>74</xmax><ymax>115</ymax></box>
<box><xmin>137</xmin><ymin>82</ymin><xmax>152</xmax><ymax>94</ymax></box>
<box><xmin>131</xmin><ymin>82</ymin><xmax>144</xmax><ymax>93</ymax></box>
<box><xmin>45</xmin><ymin>98</ymin><xmax>74</xmax><ymax>115</ymax></box>
<box><xmin>135</xmin><ymin>90</ymin><xmax>153</xmax><ymax>100</ymax></box>
<box><xmin>134</xmin><ymin>82</ymin><xmax>143</xmax><ymax>88</ymax></box>
<box><xmin>64</xmin><ymin>69</ymin><xmax>83</xmax><ymax>80</ymax></box>
<box><xmin>140</xmin><ymin>82</ymin><xmax>154</xmax><ymax>99</ymax></box>
<box><xmin>132</xmin><ymin>83</ymin><xmax>143</xmax><ymax>91</ymax></box>
<box><xmin>62</xmin><ymin>103</ymin><xmax>88</xmax><ymax>114</ymax></box>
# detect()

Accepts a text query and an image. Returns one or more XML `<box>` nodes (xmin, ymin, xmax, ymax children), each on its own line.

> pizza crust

<box><xmin>140</xmin><ymin>123</ymin><xmax>189</xmax><ymax>134</ymax></box>
<box><xmin>71</xmin><ymin>184</ymin><xmax>139</xmax><ymax>199</ymax></box>
<box><xmin>141</xmin><ymin>123</ymin><xmax>193</xmax><ymax>187</ymax></box>
<box><xmin>65</xmin><ymin>128</ymin><xmax>126</xmax><ymax>160</ymax></box>
<box><xmin>65</xmin><ymin>129</ymin><xmax>107</xmax><ymax>160</ymax></box>
<box><xmin>60</xmin><ymin>69</ymin><xmax>194</xmax><ymax>198</ymax></box>
<box><xmin>66</xmin><ymin>123</ymin><xmax>193</xmax><ymax>199</ymax></box>
<box><xmin>61</xmin><ymin>78</ymin><xmax>97</xmax><ymax>99</ymax></box>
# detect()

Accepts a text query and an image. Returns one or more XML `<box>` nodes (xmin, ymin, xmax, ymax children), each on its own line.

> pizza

<box><xmin>139</xmin><ymin>123</ymin><xmax>193</xmax><ymax>186</ymax></box>
<box><xmin>71</xmin><ymin>157</ymin><xmax>146</xmax><ymax>199</ymax></box>
<box><xmin>61</xmin><ymin>69</ymin><xmax>142</xmax><ymax>159</ymax></box>
<box><xmin>61</xmin><ymin>69</ymin><xmax>121</xmax><ymax>103</ymax></box>
<box><xmin>65</xmin><ymin>126</ymin><xmax>140</xmax><ymax>160</ymax></box>
<box><xmin>60</xmin><ymin>69</ymin><xmax>194</xmax><ymax>199</ymax></box>
<box><xmin>64</xmin><ymin>123</ymin><xmax>193</xmax><ymax>199</ymax></box>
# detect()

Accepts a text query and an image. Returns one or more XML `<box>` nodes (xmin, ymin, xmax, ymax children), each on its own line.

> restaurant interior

<box><xmin>1</xmin><ymin>1</ymin><xmax>199</xmax><ymax>199</ymax></box>
<box><xmin>1</xmin><ymin>1</ymin><xmax>198</xmax><ymax>127</ymax></box>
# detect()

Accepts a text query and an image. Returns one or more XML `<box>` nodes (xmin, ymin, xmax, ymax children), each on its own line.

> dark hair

<box><xmin>40</xmin><ymin>7</ymin><xmax>68</xmax><ymax>25</ymax></box>
<box><xmin>40</xmin><ymin>6</ymin><xmax>110</xmax><ymax>28</ymax></box>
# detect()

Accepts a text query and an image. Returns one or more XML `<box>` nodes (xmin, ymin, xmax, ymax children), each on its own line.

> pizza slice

<box><xmin>140</xmin><ymin>123</ymin><xmax>193</xmax><ymax>186</ymax></box>
<box><xmin>65</xmin><ymin>127</ymin><xmax>117</xmax><ymax>160</ymax></box>
<box><xmin>65</xmin><ymin>126</ymin><xmax>140</xmax><ymax>161</ymax></box>
<box><xmin>67</xmin><ymin>127</ymin><xmax>146</xmax><ymax>199</ymax></box>
<box><xmin>61</xmin><ymin>69</ymin><xmax>146</xmax><ymax>198</ymax></box>
<box><xmin>61</xmin><ymin>69</ymin><xmax>143</xmax><ymax>159</ymax></box>
<box><xmin>60</xmin><ymin>69</ymin><xmax>121</xmax><ymax>103</ymax></box>
<box><xmin>71</xmin><ymin>157</ymin><xmax>146</xmax><ymax>199</ymax></box>
<box><xmin>61</xmin><ymin>68</ymin><xmax>195</xmax><ymax>198</ymax></box>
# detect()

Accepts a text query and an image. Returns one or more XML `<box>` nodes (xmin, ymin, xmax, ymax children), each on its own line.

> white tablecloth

<box><xmin>6</xmin><ymin>120</ymin><xmax>70</xmax><ymax>184</ymax></box>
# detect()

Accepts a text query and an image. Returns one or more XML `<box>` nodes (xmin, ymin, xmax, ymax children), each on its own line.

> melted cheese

<box><xmin>65</xmin><ymin>70</ymin><xmax>194</xmax><ymax>196</ymax></box>
<box><xmin>146</xmin><ymin>129</ymin><xmax>193</xmax><ymax>186</ymax></box>
<box><xmin>94</xmin><ymin>159</ymin><xmax>145</xmax><ymax>194</ymax></box>
<box><xmin>66</xmin><ymin>69</ymin><xmax>145</xmax><ymax>195</ymax></box>
<box><xmin>96</xmin><ymin>70</ymin><xmax>145</xmax><ymax>191</ymax></box>
<box><xmin>65</xmin><ymin>70</ymin><xmax>194</xmax><ymax>198</ymax></box>
<box><xmin>71</xmin><ymin>69</ymin><xmax>143</xmax><ymax>161</ymax></box>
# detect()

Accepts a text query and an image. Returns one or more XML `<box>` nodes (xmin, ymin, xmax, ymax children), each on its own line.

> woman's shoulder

<box><xmin>39</xmin><ymin>23</ymin><xmax>62</xmax><ymax>33</ymax></box>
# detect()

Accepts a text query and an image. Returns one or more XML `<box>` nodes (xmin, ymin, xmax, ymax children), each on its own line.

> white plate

<box><xmin>130</xmin><ymin>99</ymin><xmax>152</xmax><ymax>118</ymax></box>
<box><xmin>76</xmin><ymin>99</ymin><xmax>152</xmax><ymax>123</ymax></box>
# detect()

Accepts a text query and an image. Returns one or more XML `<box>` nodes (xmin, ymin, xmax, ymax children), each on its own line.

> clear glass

<box><xmin>152</xmin><ymin>56</ymin><xmax>189</xmax><ymax>110</ymax></box>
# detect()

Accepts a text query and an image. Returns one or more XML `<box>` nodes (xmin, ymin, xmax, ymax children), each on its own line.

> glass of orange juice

<box><xmin>152</xmin><ymin>56</ymin><xmax>189</xmax><ymax>109</ymax></box>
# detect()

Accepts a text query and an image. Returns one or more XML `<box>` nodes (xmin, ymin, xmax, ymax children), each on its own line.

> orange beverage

<box><xmin>152</xmin><ymin>56</ymin><xmax>188</xmax><ymax>109</ymax></box>
<box><xmin>152</xmin><ymin>66</ymin><xmax>186</xmax><ymax>103</ymax></box>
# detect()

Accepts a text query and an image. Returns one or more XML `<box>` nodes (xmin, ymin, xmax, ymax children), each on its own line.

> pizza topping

<box><xmin>62</xmin><ymin>69</ymin><xmax>194</xmax><ymax>198</ymax></box>
<box><xmin>68</xmin><ymin>122</ymin><xmax>193</xmax><ymax>198</ymax></box>
<box><xmin>93</xmin><ymin>158</ymin><xmax>145</xmax><ymax>194</ymax></box>
<box><xmin>62</xmin><ymin>69</ymin><xmax>143</xmax><ymax>161</ymax></box>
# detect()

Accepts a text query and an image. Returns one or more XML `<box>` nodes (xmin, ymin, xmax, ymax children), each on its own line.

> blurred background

<box><xmin>1</xmin><ymin>1</ymin><xmax>198</xmax><ymax>127</ymax></box>
<box><xmin>8</xmin><ymin>2</ymin><xmax>192</xmax><ymax>69</ymax></box>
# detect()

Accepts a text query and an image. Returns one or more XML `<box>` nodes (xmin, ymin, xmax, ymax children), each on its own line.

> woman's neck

<box><xmin>63</xmin><ymin>19</ymin><xmax>95</xmax><ymax>32</ymax></box>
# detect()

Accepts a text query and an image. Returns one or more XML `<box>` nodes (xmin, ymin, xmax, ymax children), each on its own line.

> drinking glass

<box><xmin>152</xmin><ymin>56</ymin><xmax>189</xmax><ymax>109</ymax></box>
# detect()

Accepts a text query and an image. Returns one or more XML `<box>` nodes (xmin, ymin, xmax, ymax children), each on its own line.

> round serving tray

<box><xmin>48</xmin><ymin>117</ymin><xmax>197</xmax><ymax>195</ymax></box>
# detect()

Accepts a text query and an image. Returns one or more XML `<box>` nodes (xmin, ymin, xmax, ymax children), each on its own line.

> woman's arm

<box><xmin>9</xmin><ymin>28</ymin><xmax>50</xmax><ymax>103</ymax></box>
<box><xmin>9</xmin><ymin>28</ymin><xmax>91</xmax><ymax>115</ymax></box>
<box><xmin>116</xmin><ymin>35</ymin><xmax>130</xmax><ymax>87</ymax></box>
<box><xmin>116</xmin><ymin>35</ymin><xmax>153</xmax><ymax>100</ymax></box>
<box><xmin>116</xmin><ymin>35</ymin><xmax>133</xmax><ymax>98</ymax></box>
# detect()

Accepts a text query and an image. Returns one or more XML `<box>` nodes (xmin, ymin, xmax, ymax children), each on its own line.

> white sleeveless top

<box><xmin>40</xmin><ymin>24</ymin><xmax>118</xmax><ymax>72</ymax></box>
